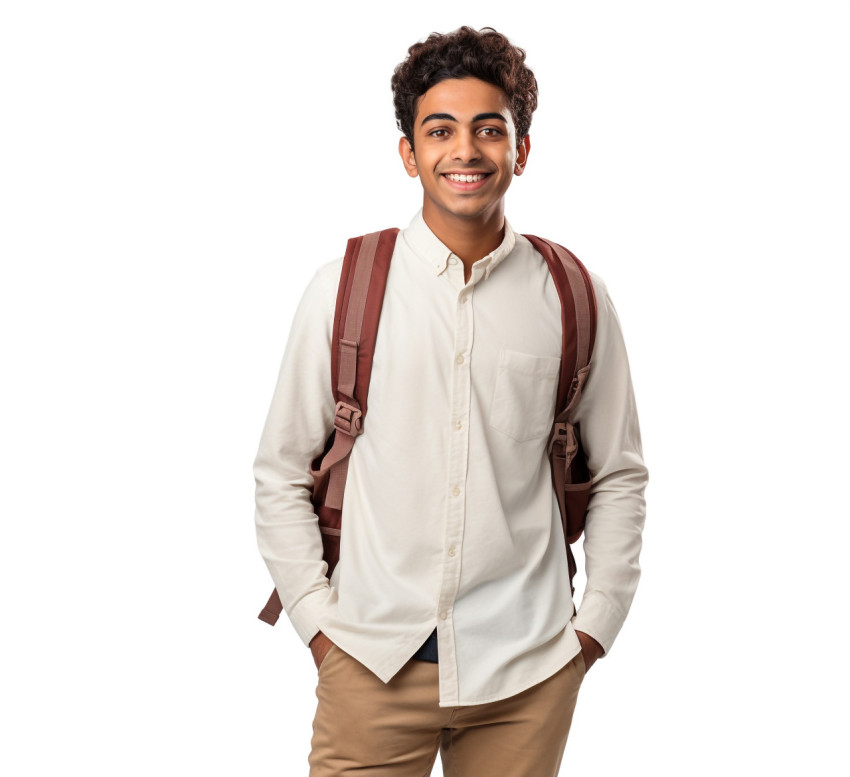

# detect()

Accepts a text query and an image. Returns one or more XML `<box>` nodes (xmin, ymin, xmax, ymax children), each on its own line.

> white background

<box><xmin>2</xmin><ymin>1</ymin><xmax>848</xmax><ymax>774</ymax></box>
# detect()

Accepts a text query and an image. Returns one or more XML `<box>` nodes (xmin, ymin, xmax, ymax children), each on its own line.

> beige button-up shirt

<box><xmin>254</xmin><ymin>209</ymin><xmax>648</xmax><ymax>707</ymax></box>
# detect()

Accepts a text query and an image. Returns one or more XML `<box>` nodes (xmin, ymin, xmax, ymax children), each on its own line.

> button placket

<box><xmin>436</xmin><ymin>278</ymin><xmax>474</xmax><ymax>704</ymax></box>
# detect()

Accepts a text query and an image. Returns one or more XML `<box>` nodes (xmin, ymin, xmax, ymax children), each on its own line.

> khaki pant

<box><xmin>308</xmin><ymin>644</ymin><xmax>586</xmax><ymax>777</ymax></box>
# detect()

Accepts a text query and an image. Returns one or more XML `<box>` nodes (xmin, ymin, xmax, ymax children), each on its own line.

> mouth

<box><xmin>440</xmin><ymin>171</ymin><xmax>493</xmax><ymax>191</ymax></box>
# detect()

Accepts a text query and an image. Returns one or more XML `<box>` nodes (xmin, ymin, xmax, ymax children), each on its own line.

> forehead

<box><xmin>415</xmin><ymin>77</ymin><xmax>513</xmax><ymax>126</ymax></box>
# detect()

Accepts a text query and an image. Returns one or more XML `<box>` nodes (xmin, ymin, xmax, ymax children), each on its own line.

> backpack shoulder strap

<box><xmin>258</xmin><ymin>227</ymin><xmax>399</xmax><ymax>626</ymax></box>
<box><xmin>521</xmin><ymin>235</ymin><xmax>597</xmax><ymax>413</ymax></box>
<box><xmin>323</xmin><ymin>228</ymin><xmax>399</xmax><ymax>508</ymax></box>
<box><xmin>522</xmin><ymin>235</ymin><xmax>598</xmax><ymax>605</ymax></box>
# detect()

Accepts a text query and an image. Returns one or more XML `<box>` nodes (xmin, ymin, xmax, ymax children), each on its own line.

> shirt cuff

<box><xmin>287</xmin><ymin>587</ymin><xmax>333</xmax><ymax>648</ymax></box>
<box><xmin>572</xmin><ymin>592</ymin><xmax>627</xmax><ymax>656</ymax></box>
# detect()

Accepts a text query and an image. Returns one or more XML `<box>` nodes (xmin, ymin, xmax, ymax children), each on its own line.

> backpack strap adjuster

<box><xmin>548</xmin><ymin>420</ymin><xmax>578</xmax><ymax>466</ymax></box>
<box><xmin>334</xmin><ymin>400</ymin><xmax>363</xmax><ymax>437</ymax></box>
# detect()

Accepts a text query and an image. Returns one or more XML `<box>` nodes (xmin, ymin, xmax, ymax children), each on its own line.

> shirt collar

<box><xmin>401</xmin><ymin>208</ymin><xmax>517</xmax><ymax>281</ymax></box>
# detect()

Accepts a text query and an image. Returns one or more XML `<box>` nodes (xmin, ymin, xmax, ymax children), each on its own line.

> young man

<box><xmin>254</xmin><ymin>26</ymin><xmax>648</xmax><ymax>777</ymax></box>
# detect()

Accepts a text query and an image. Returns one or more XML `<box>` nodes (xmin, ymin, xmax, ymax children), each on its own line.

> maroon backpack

<box><xmin>259</xmin><ymin>228</ymin><xmax>597</xmax><ymax>626</ymax></box>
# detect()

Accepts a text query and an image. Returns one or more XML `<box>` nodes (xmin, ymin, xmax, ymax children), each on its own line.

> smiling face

<box><xmin>399</xmin><ymin>77</ymin><xmax>530</xmax><ymax>231</ymax></box>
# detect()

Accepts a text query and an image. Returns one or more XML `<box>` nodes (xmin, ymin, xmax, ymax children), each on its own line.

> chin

<box><xmin>441</xmin><ymin>199</ymin><xmax>493</xmax><ymax>220</ymax></box>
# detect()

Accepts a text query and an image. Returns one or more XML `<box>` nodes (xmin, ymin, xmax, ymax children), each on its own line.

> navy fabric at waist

<box><xmin>411</xmin><ymin>627</ymin><xmax>438</xmax><ymax>662</ymax></box>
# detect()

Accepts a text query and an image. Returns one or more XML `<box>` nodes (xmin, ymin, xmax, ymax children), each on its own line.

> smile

<box><xmin>443</xmin><ymin>173</ymin><xmax>490</xmax><ymax>183</ymax></box>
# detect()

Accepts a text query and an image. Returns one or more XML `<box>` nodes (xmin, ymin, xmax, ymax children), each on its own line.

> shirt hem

<box><xmin>436</xmin><ymin>643</ymin><xmax>583</xmax><ymax>708</ymax></box>
<box><xmin>317</xmin><ymin>623</ymin><xmax>439</xmax><ymax>684</ymax></box>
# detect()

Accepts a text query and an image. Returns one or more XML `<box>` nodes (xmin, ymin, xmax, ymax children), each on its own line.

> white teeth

<box><xmin>446</xmin><ymin>173</ymin><xmax>487</xmax><ymax>183</ymax></box>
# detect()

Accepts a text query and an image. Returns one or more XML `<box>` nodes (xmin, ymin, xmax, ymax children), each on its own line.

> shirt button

<box><xmin>452</xmin><ymin>485</ymin><xmax>461</xmax><ymax>497</ymax></box>
<box><xmin>455</xmin><ymin>420</ymin><xmax>462</xmax><ymax>430</ymax></box>
<box><xmin>440</xmin><ymin>611</ymin><xmax>448</xmax><ymax>620</ymax></box>
<box><xmin>449</xmin><ymin>256</ymin><xmax>458</xmax><ymax>265</ymax></box>
<box><xmin>456</xmin><ymin>354</ymin><xmax>464</xmax><ymax>365</ymax></box>
<box><xmin>448</xmin><ymin>546</ymin><xmax>456</xmax><ymax>556</ymax></box>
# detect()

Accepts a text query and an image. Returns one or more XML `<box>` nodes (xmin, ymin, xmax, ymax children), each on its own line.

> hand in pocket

<box><xmin>310</xmin><ymin>631</ymin><xmax>337</xmax><ymax>671</ymax></box>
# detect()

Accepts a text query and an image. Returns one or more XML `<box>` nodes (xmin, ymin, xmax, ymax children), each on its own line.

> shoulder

<box><xmin>516</xmin><ymin>233</ymin><xmax>611</xmax><ymax>304</ymax></box>
<box><xmin>315</xmin><ymin>255</ymin><xmax>344</xmax><ymax>285</ymax></box>
<box><xmin>290</xmin><ymin>257</ymin><xmax>343</xmax><ymax>332</ymax></box>
<box><xmin>587</xmin><ymin>270</ymin><xmax>610</xmax><ymax>305</ymax></box>
<box><xmin>312</xmin><ymin>225</ymin><xmax>399</xmax><ymax>294</ymax></box>
<box><xmin>306</xmin><ymin>256</ymin><xmax>343</xmax><ymax>306</ymax></box>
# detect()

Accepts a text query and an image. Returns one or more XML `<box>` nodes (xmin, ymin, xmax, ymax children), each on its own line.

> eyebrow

<box><xmin>420</xmin><ymin>112</ymin><xmax>508</xmax><ymax>126</ymax></box>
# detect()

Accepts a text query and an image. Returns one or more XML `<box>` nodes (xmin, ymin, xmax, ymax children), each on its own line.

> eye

<box><xmin>478</xmin><ymin>127</ymin><xmax>503</xmax><ymax>137</ymax></box>
<box><xmin>428</xmin><ymin>128</ymin><xmax>449</xmax><ymax>138</ymax></box>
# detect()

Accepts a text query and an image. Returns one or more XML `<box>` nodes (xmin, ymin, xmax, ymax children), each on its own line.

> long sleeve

<box><xmin>570</xmin><ymin>273</ymin><xmax>649</xmax><ymax>655</ymax></box>
<box><xmin>253</xmin><ymin>261</ymin><xmax>340</xmax><ymax>647</ymax></box>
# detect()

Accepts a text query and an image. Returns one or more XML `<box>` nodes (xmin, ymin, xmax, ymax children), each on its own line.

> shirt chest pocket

<box><xmin>489</xmin><ymin>349</ymin><xmax>562</xmax><ymax>442</ymax></box>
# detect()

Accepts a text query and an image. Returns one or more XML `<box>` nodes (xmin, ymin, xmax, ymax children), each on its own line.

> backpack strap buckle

<box><xmin>334</xmin><ymin>400</ymin><xmax>363</xmax><ymax>436</ymax></box>
<box><xmin>548</xmin><ymin>420</ymin><xmax>578</xmax><ymax>465</ymax></box>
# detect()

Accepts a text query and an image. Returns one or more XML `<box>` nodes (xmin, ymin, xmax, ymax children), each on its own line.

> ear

<box><xmin>514</xmin><ymin>135</ymin><xmax>531</xmax><ymax>176</ymax></box>
<box><xmin>399</xmin><ymin>136</ymin><xmax>419</xmax><ymax>178</ymax></box>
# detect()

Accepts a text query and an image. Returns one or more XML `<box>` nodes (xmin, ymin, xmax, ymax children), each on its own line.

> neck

<box><xmin>421</xmin><ymin>200</ymin><xmax>506</xmax><ymax>268</ymax></box>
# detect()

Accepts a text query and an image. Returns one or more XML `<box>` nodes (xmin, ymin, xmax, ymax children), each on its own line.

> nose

<box><xmin>450</xmin><ymin>128</ymin><xmax>481</xmax><ymax>163</ymax></box>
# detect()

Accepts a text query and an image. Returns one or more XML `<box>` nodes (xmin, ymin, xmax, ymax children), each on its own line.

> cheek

<box><xmin>416</xmin><ymin>149</ymin><xmax>442</xmax><ymax>175</ymax></box>
<box><xmin>493</xmin><ymin>145</ymin><xmax>515</xmax><ymax>171</ymax></box>
<box><xmin>495</xmin><ymin>152</ymin><xmax>516</xmax><ymax>181</ymax></box>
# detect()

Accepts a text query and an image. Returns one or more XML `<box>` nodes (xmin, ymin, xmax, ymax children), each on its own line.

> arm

<box><xmin>253</xmin><ymin>261</ymin><xmax>340</xmax><ymax>648</ymax></box>
<box><xmin>571</xmin><ymin>273</ymin><xmax>649</xmax><ymax>659</ymax></box>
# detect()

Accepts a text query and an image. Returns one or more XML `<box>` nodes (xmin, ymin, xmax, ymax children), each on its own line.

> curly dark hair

<box><xmin>391</xmin><ymin>26</ymin><xmax>538</xmax><ymax>150</ymax></box>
